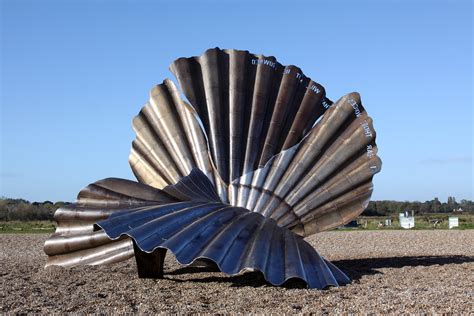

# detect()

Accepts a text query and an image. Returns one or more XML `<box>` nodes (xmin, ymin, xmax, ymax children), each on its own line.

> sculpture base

<box><xmin>133</xmin><ymin>241</ymin><xmax>167</xmax><ymax>279</ymax></box>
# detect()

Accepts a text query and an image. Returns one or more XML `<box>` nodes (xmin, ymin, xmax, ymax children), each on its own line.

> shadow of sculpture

<box><xmin>332</xmin><ymin>255</ymin><xmax>474</xmax><ymax>282</ymax></box>
<box><xmin>165</xmin><ymin>255</ymin><xmax>473</xmax><ymax>289</ymax></box>
<box><xmin>165</xmin><ymin>270</ymin><xmax>308</xmax><ymax>288</ymax></box>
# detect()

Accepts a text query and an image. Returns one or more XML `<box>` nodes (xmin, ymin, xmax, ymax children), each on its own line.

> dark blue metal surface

<box><xmin>94</xmin><ymin>169</ymin><xmax>350</xmax><ymax>289</ymax></box>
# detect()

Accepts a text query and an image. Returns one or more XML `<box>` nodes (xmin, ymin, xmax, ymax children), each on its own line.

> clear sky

<box><xmin>1</xmin><ymin>0</ymin><xmax>472</xmax><ymax>203</ymax></box>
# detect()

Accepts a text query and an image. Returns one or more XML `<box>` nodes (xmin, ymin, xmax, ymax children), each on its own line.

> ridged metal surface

<box><xmin>170</xmin><ymin>48</ymin><xmax>332</xmax><ymax>186</ymax></box>
<box><xmin>97</xmin><ymin>203</ymin><xmax>349</xmax><ymax>288</ymax></box>
<box><xmin>44</xmin><ymin>47</ymin><xmax>382</xmax><ymax>289</ymax></box>
<box><xmin>132</xmin><ymin>48</ymin><xmax>334</xmax><ymax>203</ymax></box>
<box><xmin>128</xmin><ymin>79</ymin><xmax>222</xmax><ymax>196</ymax></box>
<box><xmin>44</xmin><ymin>178</ymin><xmax>179</xmax><ymax>267</ymax></box>
<box><xmin>45</xmin><ymin>170</ymin><xmax>350</xmax><ymax>288</ymax></box>
<box><xmin>131</xmin><ymin>48</ymin><xmax>381</xmax><ymax>236</ymax></box>
<box><xmin>230</xmin><ymin>92</ymin><xmax>382</xmax><ymax>236</ymax></box>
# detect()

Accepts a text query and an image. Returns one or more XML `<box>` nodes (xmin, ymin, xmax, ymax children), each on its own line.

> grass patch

<box><xmin>1</xmin><ymin>213</ymin><xmax>472</xmax><ymax>234</ymax></box>
<box><xmin>352</xmin><ymin>213</ymin><xmax>474</xmax><ymax>230</ymax></box>
<box><xmin>0</xmin><ymin>221</ymin><xmax>56</xmax><ymax>233</ymax></box>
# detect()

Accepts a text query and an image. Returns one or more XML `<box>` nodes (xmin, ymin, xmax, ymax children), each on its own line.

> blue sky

<box><xmin>1</xmin><ymin>0</ymin><xmax>472</xmax><ymax>202</ymax></box>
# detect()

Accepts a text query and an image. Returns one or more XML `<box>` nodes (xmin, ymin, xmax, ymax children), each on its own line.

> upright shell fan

<box><xmin>44</xmin><ymin>48</ymin><xmax>381</xmax><ymax>289</ymax></box>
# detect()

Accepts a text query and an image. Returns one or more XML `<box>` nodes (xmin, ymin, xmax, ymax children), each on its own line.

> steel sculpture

<box><xmin>44</xmin><ymin>48</ymin><xmax>382</xmax><ymax>289</ymax></box>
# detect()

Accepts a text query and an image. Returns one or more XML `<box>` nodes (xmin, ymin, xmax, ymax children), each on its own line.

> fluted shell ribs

<box><xmin>45</xmin><ymin>48</ymin><xmax>381</xmax><ymax>289</ymax></box>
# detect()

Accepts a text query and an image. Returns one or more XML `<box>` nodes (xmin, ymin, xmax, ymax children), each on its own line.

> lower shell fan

<box><xmin>45</xmin><ymin>169</ymin><xmax>350</xmax><ymax>289</ymax></box>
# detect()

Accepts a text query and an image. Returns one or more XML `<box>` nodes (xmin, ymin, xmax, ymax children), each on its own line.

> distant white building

<box><xmin>448</xmin><ymin>217</ymin><xmax>459</xmax><ymax>229</ymax></box>
<box><xmin>399</xmin><ymin>211</ymin><xmax>415</xmax><ymax>229</ymax></box>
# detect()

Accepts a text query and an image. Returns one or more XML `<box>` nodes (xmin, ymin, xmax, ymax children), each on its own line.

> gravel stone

<box><xmin>1</xmin><ymin>230</ymin><xmax>473</xmax><ymax>313</ymax></box>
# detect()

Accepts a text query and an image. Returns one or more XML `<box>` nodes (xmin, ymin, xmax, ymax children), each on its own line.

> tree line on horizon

<box><xmin>0</xmin><ymin>198</ymin><xmax>69</xmax><ymax>221</ymax></box>
<box><xmin>363</xmin><ymin>197</ymin><xmax>473</xmax><ymax>216</ymax></box>
<box><xmin>0</xmin><ymin>196</ymin><xmax>472</xmax><ymax>221</ymax></box>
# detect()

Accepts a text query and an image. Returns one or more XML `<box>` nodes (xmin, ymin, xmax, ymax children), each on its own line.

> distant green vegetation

<box><xmin>0</xmin><ymin>196</ymin><xmax>472</xmax><ymax>233</ymax></box>
<box><xmin>353</xmin><ymin>213</ymin><xmax>474</xmax><ymax>230</ymax></box>
<box><xmin>0</xmin><ymin>198</ymin><xmax>68</xmax><ymax>221</ymax></box>
<box><xmin>0</xmin><ymin>221</ymin><xmax>56</xmax><ymax>233</ymax></box>
<box><xmin>363</xmin><ymin>197</ymin><xmax>473</xmax><ymax>216</ymax></box>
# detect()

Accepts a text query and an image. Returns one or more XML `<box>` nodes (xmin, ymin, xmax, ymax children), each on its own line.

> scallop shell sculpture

<box><xmin>44</xmin><ymin>48</ymin><xmax>381</xmax><ymax>289</ymax></box>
